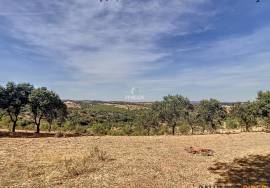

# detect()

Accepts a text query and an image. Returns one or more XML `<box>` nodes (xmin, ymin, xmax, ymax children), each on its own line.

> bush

<box><xmin>131</xmin><ymin>126</ymin><xmax>148</xmax><ymax>136</ymax></box>
<box><xmin>18</xmin><ymin>119</ymin><xmax>31</xmax><ymax>127</ymax></box>
<box><xmin>258</xmin><ymin>118</ymin><xmax>270</xmax><ymax>130</ymax></box>
<box><xmin>63</xmin><ymin>146</ymin><xmax>109</xmax><ymax>178</ymax></box>
<box><xmin>108</xmin><ymin>127</ymin><xmax>126</xmax><ymax>136</ymax></box>
<box><xmin>156</xmin><ymin>124</ymin><xmax>170</xmax><ymax>135</ymax></box>
<box><xmin>0</xmin><ymin>116</ymin><xmax>11</xmax><ymax>129</ymax></box>
<box><xmin>225</xmin><ymin>117</ymin><xmax>239</xmax><ymax>129</ymax></box>
<box><xmin>178</xmin><ymin>122</ymin><xmax>191</xmax><ymax>135</ymax></box>
<box><xmin>90</xmin><ymin>123</ymin><xmax>108</xmax><ymax>135</ymax></box>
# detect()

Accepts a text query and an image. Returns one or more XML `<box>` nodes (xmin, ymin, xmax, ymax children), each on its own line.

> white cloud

<box><xmin>0</xmin><ymin>0</ymin><xmax>211</xmax><ymax>84</ymax></box>
<box><xmin>6</xmin><ymin>0</ymin><xmax>269</xmax><ymax>102</ymax></box>
<box><xmin>135</xmin><ymin>26</ymin><xmax>270</xmax><ymax>101</ymax></box>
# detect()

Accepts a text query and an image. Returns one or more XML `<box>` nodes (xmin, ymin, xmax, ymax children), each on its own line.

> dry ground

<box><xmin>0</xmin><ymin>132</ymin><xmax>269</xmax><ymax>188</ymax></box>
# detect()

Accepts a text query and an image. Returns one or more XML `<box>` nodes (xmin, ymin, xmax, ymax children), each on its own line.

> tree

<box><xmin>256</xmin><ymin>91</ymin><xmax>270</xmax><ymax>118</ymax></box>
<box><xmin>29</xmin><ymin>87</ymin><xmax>66</xmax><ymax>133</ymax></box>
<box><xmin>138</xmin><ymin>109</ymin><xmax>159</xmax><ymax>135</ymax></box>
<box><xmin>56</xmin><ymin>102</ymin><xmax>68</xmax><ymax>128</ymax></box>
<box><xmin>255</xmin><ymin>90</ymin><xmax>270</xmax><ymax>128</ymax></box>
<box><xmin>186</xmin><ymin>106</ymin><xmax>201</xmax><ymax>134</ymax></box>
<box><xmin>0</xmin><ymin>82</ymin><xmax>33</xmax><ymax>132</ymax></box>
<box><xmin>231</xmin><ymin>102</ymin><xmax>257</xmax><ymax>132</ymax></box>
<box><xmin>44</xmin><ymin>98</ymin><xmax>67</xmax><ymax>132</ymax></box>
<box><xmin>156</xmin><ymin>95</ymin><xmax>192</xmax><ymax>135</ymax></box>
<box><xmin>0</xmin><ymin>85</ymin><xmax>7</xmax><ymax>109</ymax></box>
<box><xmin>197</xmin><ymin>99</ymin><xmax>226</xmax><ymax>133</ymax></box>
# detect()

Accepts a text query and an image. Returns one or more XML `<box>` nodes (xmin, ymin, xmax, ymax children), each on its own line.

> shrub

<box><xmin>108</xmin><ymin>127</ymin><xmax>126</xmax><ymax>136</ymax></box>
<box><xmin>90</xmin><ymin>123</ymin><xmax>108</xmax><ymax>135</ymax></box>
<box><xmin>225</xmin><ymin>117</ymin><xmax>239</xmax><ymax>129</ymax></box>
<box><xmin>257</xmin><ymin>118</ymin><xmax>270</xmax><ymax>130</ymax></box>
<box><xmin>178</xmin><ymin>122</ymin><xmax>191</xmax><ymax>135</ymax></box>
<box><xmin>18</xmin><ymin>119</ymin><xmax>31</xmax><ymax>127</ymax></box>
<box><xmin>63</xmin><ymin>146</ymin><xmax>109</xmax><ymax>178</ymax></box>
<box><xmin>156</xmin><ymin>124</ymin><xmax>170</xmax><ymax>135</ymax></box>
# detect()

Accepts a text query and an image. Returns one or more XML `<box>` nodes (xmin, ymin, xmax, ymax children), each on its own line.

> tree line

<box><xmin>0</xmin><ymin>82</ymin><xmax>67</xmax><ymax>133</ymax></box>
<box><xmin>139</xmin><ymin>92</ymin><xmax>270</xmax><ymax>135</ymax></box>
<box><xmin>1</xmin><ymin>81</ymin><xmax>270</xmax><ymax>135</ymax></box>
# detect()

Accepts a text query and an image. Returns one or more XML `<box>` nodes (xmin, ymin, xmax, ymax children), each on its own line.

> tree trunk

<box><xmin>8</xmin><ymin>112</ymin><xmax>18</xmax><ymax>133</ymax></box>
<box><xmin>36</xmin><ymin>124</ymin><xmax>40</xmax><ymax>133</ymax></box>
<box><xmin>246</xmin><ymin>124</ymin><xmax>250</xmax><ymax>132</ymax></box>
<box><xmin>12</xmin><ymin>120</ymin><xmax>17</xmax><ymax>133</ymax></box>
<box><xmin>48</xmin><ymin>123</ymin><xmax>52</xmax><ymax>133</ymax></box>
<box><xmin>35</xmin><ymin>116</ymin><xmax>42</xmax><ymax>134</ymax></box>
<box><xmin>211</xmin><ymin>122</ymin><xmax>216</xmax><ymax>132</ymax></box>
<box><xmin>202</xmin><ymin>125</ymin><xmax>205</xmax><ymax>134</ymax></box>
<box><xmin>172</xmin><ymin>123</ymin><xmax>176</xmax><ymax>135</ymax></box>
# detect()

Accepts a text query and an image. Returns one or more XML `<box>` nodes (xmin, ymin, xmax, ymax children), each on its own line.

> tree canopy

<box><xmin>0</xmin><ymin>82</ymin><xmax>33</xmax><ymax>132</ymax></box>
<box><xmin>155</xmin><ymin>95</ymin><xmax>192</xmax><ymax>135</ymax></box>
<box><xmin>231</xmin><ymin>102</ymin><xmax>257</xmax><ymax>132</ymax></box>
<box><xmin>29</xmin><ymin>87</ymin><xmax>66</xmax><ymax>133</ymax></box>
<box><xmin>197</xmin><ymin>99</ymin><xmax>226</xmax><ymax>132</ymax></box>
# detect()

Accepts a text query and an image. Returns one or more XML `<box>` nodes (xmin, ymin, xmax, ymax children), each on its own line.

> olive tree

<box><xmin>138</xmin><ymin>108</ymin><xmax>160</xmax><ymax>135</ymax></box>
<box><xmin>255</xmin><ymin>91</ymin><xmax>270</xmax><ymax>128</ymax></box>
<box><xmin>197</xmin><ymin>99</ymin><xmax>226</xmax><ymax>133</ymax></box>
<box><xmin>231</xmin><ymin>102</ymin><xmax>257</xmax><ymax>132</ymax></box>
<box><xmin>186</xmin><ymin>106</ymin><xmax>202</xmax><ymax>134</ymax></box>
<box><xmin>44</xmin><ymin>98</ymin><xmax>67</xmax><ymax>132</ymax></box>
<box><xmin>157</xmin><ymin>95</ymin><xmax>192</xmax><ymax>135</ymax></box>
<box><xmin>55</xmin><ymin>102</ymin><xmax>68</xmax><ymax>128</ymax></box>
<box><xmin>0</xmin><ymin>85</ymin><xmax>6</xmax><ymax>109</ymax></box>
<box><xmin>29</xmin><ymin>87</ymin><xmax>66</xmax><ymax>133</ymax></box>
<box><xmin>0</xmin><ymin>82</ymin><xmax>33</xmax><ymax>132</ymax></box>
<box><xmin>256</xmin><ymin>91</ymin><xmax>270</xmax><ymax>117</ymax></box>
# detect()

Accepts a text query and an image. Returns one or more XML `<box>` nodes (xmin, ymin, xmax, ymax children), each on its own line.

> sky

<box><xmin>0</xmin><ymin>0</ymin><xmax>270</xmax><ymax>102</ymax></box>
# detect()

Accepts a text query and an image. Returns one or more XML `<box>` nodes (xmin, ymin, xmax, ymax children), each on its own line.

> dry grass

<box><xmin>0</xmin><ymin>132</ymin><xmax>269</xmax><ymax>187</ymax></box>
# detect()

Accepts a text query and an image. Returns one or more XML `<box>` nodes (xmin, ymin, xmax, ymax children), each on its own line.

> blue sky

<box><xmin>0</xmin><ymin>0</ymin><xmax>270</xmax><ymax>101</ymax></box>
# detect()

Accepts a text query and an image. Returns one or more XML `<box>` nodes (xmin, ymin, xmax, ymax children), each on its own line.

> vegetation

<box><xmin>0</xmin><ymin>82</ymin><xmax>33</xmax><ymax>132</ymax></box>
<box><xmin>197</xmin><ymin>99</ymin><xmax>226</xmax><ymax>133</ymax></box>
<box><xmin>231</xmin><ymin>102</ymin><xmax>257</xmax><ymax>132</ymax></box>
<box><xmin>1</xmin><ymin>81</ymin><xmax>270</xmax><ymax>135</ymax></box>
<box><xmin>29</xmin><ymin>87</ymin><xmax>66</xmax><ymax>133</ymax></box>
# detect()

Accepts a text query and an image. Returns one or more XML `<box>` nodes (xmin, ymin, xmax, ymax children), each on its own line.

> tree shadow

<box><xmin>0</xmin><ymin>131</ymin><xmax>84</xmax><ymax>138</ymax></box>
<box><xmin>209</xmin><ymin>154</ymin><xmax>270</xmax><ymax>187</ymax></box>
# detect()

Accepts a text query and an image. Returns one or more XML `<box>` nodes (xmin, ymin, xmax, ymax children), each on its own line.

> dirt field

<box><xmin>0</xmin><ymin>132</ymin><xmax>269</xmax><ymax>188</ymax></box>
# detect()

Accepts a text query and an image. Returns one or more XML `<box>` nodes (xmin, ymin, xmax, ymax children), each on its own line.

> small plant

<box><xmin>62</xmin><ymin>146</ymin><xmax>109</xmax><ymax>178</ymax></box>
<box><xmin>91</xmin><ymin>146</ymin><xmax>109</xmax><ymax>161</ymax></box>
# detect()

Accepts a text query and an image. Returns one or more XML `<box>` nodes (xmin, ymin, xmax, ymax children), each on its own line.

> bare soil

<box><xmin>0</xmin><ymin>132</ymin><xmax>269</xmax><ymax>187</ymax></box>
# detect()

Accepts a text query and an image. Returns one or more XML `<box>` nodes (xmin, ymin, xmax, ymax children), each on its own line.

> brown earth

<box><xmin>0</xmin><ymin>132</ymin><xmax>269</xmax><ymax>187</ymax></box>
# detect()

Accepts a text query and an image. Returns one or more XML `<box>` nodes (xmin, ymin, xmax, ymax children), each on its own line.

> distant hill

<box><xmin>63</xmin><ymin>100</ymin><xmax>239</xmax><ymax>110</ymax></box>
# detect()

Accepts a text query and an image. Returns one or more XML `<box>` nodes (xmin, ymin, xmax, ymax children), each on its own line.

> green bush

<box><xmin>74</xmin><ymin>125</ymin><xmax>88</xmax><ymax>134</ymax></box>
<box><xmin>225</xmin><ymin>117</ymin><xmax>239</xmax><ymax>129</ymax></box>
<box><xmin>156</xmin><ymin>124</ymin><xmax>170</xmax><ymax>135</ymax></box>
<box><xmin>90</xmin><ymin>123</ymin><xmax>108</xmax><ymax>135</ymax></box>
<box><xmin>0</xmin><ymin>116</ymin><xmax>11</xmax><ymax>129</ymax></box>
<box><xmin>18</xmin><ymin>119</ymin><xmax>31</xmax><ymax>127</ymax></box>
<box><xmin>130</xmin><ymin>125</ymin><xmax>148</xmax><ymax>136</ymax></box>
<box><xmin>177</xmin><ymin>122</ymin><xmax>191</xmax><ymax>135</ymax></box>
